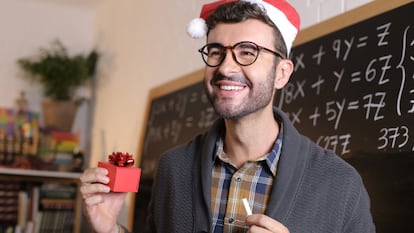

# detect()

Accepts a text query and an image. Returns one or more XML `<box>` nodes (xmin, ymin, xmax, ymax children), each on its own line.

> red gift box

<box><xmin>98</xmin><ymin>152</ymin><xmax>141</xmax><ymax>192</ymax></box>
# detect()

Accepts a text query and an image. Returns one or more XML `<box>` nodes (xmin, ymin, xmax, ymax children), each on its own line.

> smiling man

<box><xmin>80</xmin><ymin>1</ymin><xmax>375</xmax><ymax>232</ymax></box>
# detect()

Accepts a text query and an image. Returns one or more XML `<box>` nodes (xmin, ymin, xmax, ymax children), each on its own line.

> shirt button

<box><xmin>229</xmin><ymin>218</ymin><xmax>234</xmax><ymax>224</ymax></box>
<box><xmin>235</xmin><ymin>176</ymin><xmax>241</xmax><ymax>182</ymax></box>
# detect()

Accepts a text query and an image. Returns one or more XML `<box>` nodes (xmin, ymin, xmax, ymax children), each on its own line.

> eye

<box><xmin>207</xmin><ymin>46</ymin><xmax>224</xmax><ymax>58</ymax></box>
<box><xmin>236</xmin><ymin>43</ymin><xmax>258</xmax><ymax>57</ymax></box>
<box><xmin>239</xmin><ymin>49</ymin><xmax>256</xmax><ymax>57</ymax></box>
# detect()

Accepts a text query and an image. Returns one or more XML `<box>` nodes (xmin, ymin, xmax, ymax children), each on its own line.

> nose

<box><xmin>217</xmin><ymin>48</ymin><xmax>240</xmax><ymax>75</ymax></box>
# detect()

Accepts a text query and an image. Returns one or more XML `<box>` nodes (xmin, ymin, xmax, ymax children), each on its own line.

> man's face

<box><xmin>203</xmin><ymin>19</ymin><xmax>279</xmax><ymax>120</ymax></box>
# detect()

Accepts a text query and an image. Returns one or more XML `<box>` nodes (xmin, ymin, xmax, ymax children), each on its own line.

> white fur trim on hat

<box><xmin>187</xmin><ymin>18</ymin><xmax>208</xmax><ymax>39</ymax></box>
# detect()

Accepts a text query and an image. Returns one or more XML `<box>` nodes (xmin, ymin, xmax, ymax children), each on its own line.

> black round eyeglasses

<box><xmin>198</xmin><ymin>41</ymin><xmax>286</xmax><ymax>67</ymax></box>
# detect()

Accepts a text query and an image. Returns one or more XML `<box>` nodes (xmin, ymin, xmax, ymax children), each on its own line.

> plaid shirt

<box><xmin>211</xmin><ymin>127</ymin><xmax>283</xmax><ymax>233</ymax></box>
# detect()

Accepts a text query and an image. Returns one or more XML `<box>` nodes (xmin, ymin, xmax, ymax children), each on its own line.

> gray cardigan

<box><xmin>142</xmin><ymin>108</ymin><xmax>375</xmax><ymax>233</ymax></box>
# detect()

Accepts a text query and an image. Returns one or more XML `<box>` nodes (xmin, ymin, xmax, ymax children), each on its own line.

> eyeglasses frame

<box><xmin>198</xmin><ymin>41</ymin><xmax>286</xmax><ymax>67</ymax></box>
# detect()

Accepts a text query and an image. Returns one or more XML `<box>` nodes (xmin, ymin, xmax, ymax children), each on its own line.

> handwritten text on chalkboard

<box><xmin>277</xmin><ymin>3</ymin><xmax>413</xmax><ymax>156</ymax></box>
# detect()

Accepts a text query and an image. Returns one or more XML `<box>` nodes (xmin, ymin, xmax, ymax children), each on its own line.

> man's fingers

<box><xmin>80</xmin><ymin>167</ymin><xmax>109</xmax><ymax>184</ymax></box>
<box><xmin>246</xmin><ymin>214</ymin><xmax>273</xmax><ymax>230</ymax></box>
<box><xmin>79</xmin><ymin>167</ymin><xmax>111</xmax><ymax>204</ymax></box>
<box><xmin>83</xmin><ymin>193</ymin><xmax>106</xmax><ymax>206</ymax></box>
<box><xmin>80</xmin><ymin>182</ymin><xmax>110</xmax><ymax>196</ymax></box>
<box><xmin>246</xmin><ymin>214</ymin><xmax>289</xmax><ymax>233</ymax></box>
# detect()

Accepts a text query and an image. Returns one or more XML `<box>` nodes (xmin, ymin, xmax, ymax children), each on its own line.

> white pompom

<box><xmin>187</xmin><ymin>18</ymin><xmax>207</xmax><ymax>39</ymax></box>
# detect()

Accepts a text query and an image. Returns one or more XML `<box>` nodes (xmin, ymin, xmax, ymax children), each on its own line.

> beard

<box><xmin>204</xmin><ymin>68</ymin><xmax>276</xmax><ymax>120</ymax></box>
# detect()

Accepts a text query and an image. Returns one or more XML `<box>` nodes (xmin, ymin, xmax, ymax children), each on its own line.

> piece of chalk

<box><xmin>242</xmin><ymin>198</ymin><xmax>252</xmax><ymax>216</ymax></box>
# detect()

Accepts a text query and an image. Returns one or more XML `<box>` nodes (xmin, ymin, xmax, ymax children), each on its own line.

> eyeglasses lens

<box><xmin>200</xmin><ymin>42</ymin><xmax>260</xmax><ymax>67</ymax></box>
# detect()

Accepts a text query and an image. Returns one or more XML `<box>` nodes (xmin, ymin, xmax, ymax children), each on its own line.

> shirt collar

<box><xmin>213</xmin><ymin>124</ymin><xmax>283</xmax><ymax>176</ymax></box>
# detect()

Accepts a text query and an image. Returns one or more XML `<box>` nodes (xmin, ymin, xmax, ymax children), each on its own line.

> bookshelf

<box><xmin>0</xmin><ymin>168</ymin><xmax>82</xmax><ymax>233</ymax></box>
<box><xmin>0</xmin><ymin>168</ymin><xmax>81</xmax><ymax>179</ymax></box>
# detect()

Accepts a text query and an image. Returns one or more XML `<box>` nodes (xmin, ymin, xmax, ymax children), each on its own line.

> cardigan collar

<box><xmin>193</xmin><ymin>107</ymin><xmax>310</xmax><ymax>231</ymax></box>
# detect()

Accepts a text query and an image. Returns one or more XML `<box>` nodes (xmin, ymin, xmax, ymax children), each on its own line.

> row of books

<box><xmin>0</xmin><ymin>180</ymin><xmax>76</xmax><ymax>233</ymax></box>
<box><xmin>0</xmin><ymin>181</ymin><xmax>20</xmax><ymax>232</ymax></box>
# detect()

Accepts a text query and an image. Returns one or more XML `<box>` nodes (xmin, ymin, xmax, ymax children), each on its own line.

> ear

<box><xmin>274</xmin><ymin>59</ymin><xmax>294</xmax><ymax>89</ymax></box>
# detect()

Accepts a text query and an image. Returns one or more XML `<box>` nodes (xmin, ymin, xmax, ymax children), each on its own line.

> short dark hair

<box><xmin>206</xmin><ymin>1</ymin><xmax>288</xmax><ymax>57</ymax></box>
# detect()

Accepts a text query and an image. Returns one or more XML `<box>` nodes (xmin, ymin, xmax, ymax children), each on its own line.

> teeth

<box><xmin>220</xmin><ymin>85</ymin><xmax>244</xmax><ymax>91</ymax></box>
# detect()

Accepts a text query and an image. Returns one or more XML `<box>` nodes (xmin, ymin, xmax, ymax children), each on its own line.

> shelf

<box><xmin>0</xmin><ymin>167</ymin><xmax>83</xmax><ymax>233</ymax></box>
<box><xmin>0</xmin><ymin>167</ymin><xmax>81</xmax><ymax>179</ymax></box>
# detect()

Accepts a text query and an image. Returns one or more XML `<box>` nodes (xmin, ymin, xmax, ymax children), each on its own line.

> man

<box><xmin>80</xmin><ymin>0</ymin><xmax>375</xmax><ymax>232</ymax></box>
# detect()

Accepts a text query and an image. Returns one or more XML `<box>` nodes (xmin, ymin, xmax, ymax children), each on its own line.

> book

<box><xmin>17</xmin><ymin>191</ymin><xmax>28</xmax><ymax>230</ymax></box>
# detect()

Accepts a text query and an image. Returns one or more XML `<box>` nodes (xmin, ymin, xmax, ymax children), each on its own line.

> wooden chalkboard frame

<box><xmin>129</xmin><ymin>0</ymin><xmax>413</xmax><ymax>229</ymax></box>
<box><xmin>294</xmin><ymin>0</ymin><xmax>413</xmax><ymax>46</ymax></box>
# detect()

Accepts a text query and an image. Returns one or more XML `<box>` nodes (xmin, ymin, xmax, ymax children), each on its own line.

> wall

<box><xmin>0</xmin><ymin>0</ymin><xmax>95</xmax><ymax>112</ymax></box>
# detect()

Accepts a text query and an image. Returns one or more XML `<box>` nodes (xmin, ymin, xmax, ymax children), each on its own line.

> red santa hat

<box><xmin>187</xmin><ymin>0</ymin><xmax>300</xmax><ymax>54</ymax></box>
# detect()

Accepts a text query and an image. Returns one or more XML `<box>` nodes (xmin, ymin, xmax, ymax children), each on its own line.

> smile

<box><xmin>219</xmin><ymin>85</ymin><xmax>245</xmax><ymax>91</ymax></box>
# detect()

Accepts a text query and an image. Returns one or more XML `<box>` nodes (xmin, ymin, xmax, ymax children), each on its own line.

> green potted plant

<box><xmin>17</xmin><ymin>39</ymin><xmax>99</xmax><ymax>131</ymax></box>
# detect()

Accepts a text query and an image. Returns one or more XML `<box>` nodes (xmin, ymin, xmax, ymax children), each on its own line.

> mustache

<box><xmin>210</xmin><ymin>73</ymin><xmax>252</xmax><ymax>88</ymax></box>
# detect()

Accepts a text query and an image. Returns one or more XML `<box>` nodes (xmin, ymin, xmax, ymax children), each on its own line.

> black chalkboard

<box><xmin>277</xmin><ymin>2</ymin><xmax>414</xmax><ymax>158</ymax></box>
<box><xmin>133</xmin><ymin>1</ymin><xmax>413</xmax><ymax>232</ymax></box>
<box><xmin>139</xmin><ymin>80</ymin><xmax>216</xmax><ymax>179</ymax></box>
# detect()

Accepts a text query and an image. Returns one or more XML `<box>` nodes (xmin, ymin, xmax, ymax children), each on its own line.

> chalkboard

<box><xmin>138</xmin><ymin>70</ymin><xmax>216</xmax><ymax>179</ymax></box>
<box><xmin>277</xmin><ymin>2</ymin><xmax>414</xmax><ymax>158</ymax></box>
<box><xmin>133</xmin><ymin>1</ymin><xmax>414</xmax><ymax>232</ymax></box>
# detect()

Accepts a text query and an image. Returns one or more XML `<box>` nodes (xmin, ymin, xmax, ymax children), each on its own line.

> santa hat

<box><xmin>187</xmin><ymin>0</ymin><xmax>300</xmax><ymax>54</ymax></box>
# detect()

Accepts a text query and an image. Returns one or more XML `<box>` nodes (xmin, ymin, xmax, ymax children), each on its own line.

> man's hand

<box><xmin>245</xmin><ymin>214</ymin><xmax>289</xmax><ymax>233</ymax></box>
<box><xmin>80</xmin><ymin>167</ymin><xmax>127</xmax><ymax>233</ymax></box>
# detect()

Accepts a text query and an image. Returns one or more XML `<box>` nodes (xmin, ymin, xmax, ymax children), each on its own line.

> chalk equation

<box><xmin>278</xmin><ymin>17</ymin><xmax>414</xmax><ymax>156</ymax></box>
<box><xmin>143</xmin><ymin>82</ymin><xmax>216</xmax><ymax>159</ymax></box>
